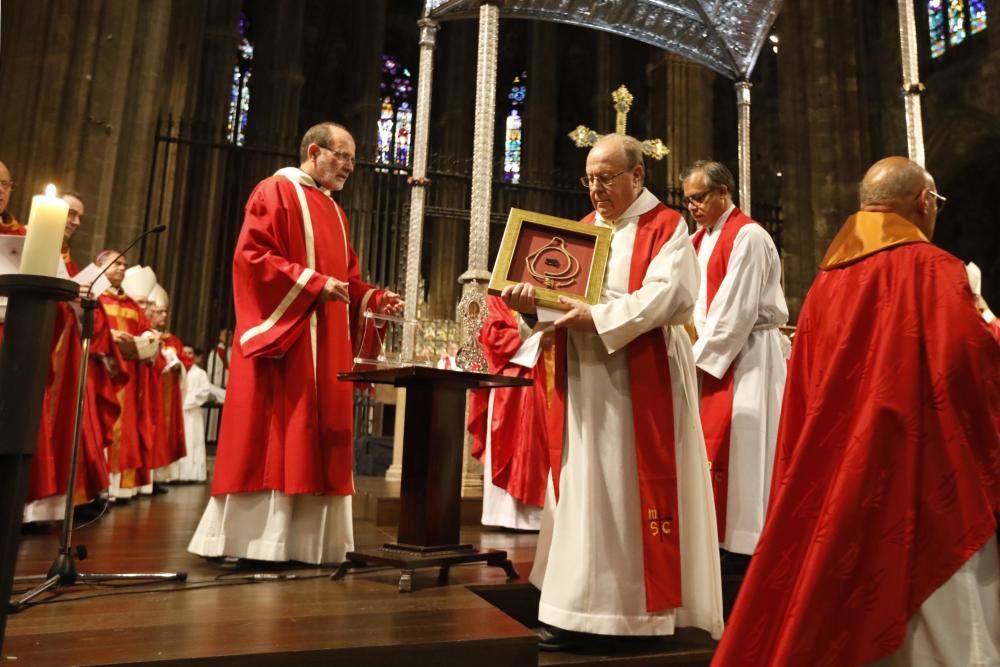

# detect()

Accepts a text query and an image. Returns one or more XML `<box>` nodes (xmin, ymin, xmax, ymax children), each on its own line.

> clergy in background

<box><xmin>467</xmin><ymin>295</ymin><xmax>552</xmax><ymax>531</ymax></box>
<box><xmin>681</xmin><ymin>160</ymin><xmax>788</xmax><ymax>571</ymax></box>
<box><xmin>967</xmin><ymin>261</ymin><xmax>1000</xmax><ymax>345</ymax></box>
<box><xmin>98</xmin><ymin>252</ymin><xmax>161</xmax><ymax>500</ymax></box>
<box><xmin>189</xmin><ymin>122</ymin><xmax>401</xmax><ymax>565</ymax></box>
<box><xmin>147</xmin><ymin>286</ymin><xmax>191</xmax><ymax>486</ymax></box>
<box><xmin>713</xmin><ymin>157</ymin><xmax>1000</xmax><ymax>666</ymax></box>
<box><xmin>173</xmin><ymin>345</ymin><xmax>225</xmax><ymax>483</ymax></box>
<box><xmin>504</xmin><ymin>134</ymin><xmax>723</xmax><ymax>650</ymax></box>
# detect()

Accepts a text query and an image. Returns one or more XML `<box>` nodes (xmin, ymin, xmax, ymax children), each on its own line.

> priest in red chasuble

<box><xmin>96</xmin><ymin>253</ymin><xmax>161</xmax><ymax>500</ymax></box>
<box><xmin>713</xmin><ymin>157</ymin><xmax>1000</xmax><ymax>667</ymax></box>
<box><xmin>504</xmin><ymin>134</ymin><xmax>723</xmax><ymax>651</ymax></box>
<box><xmin>147</xmin><ymin>288</ymin><xmax>191</xmax><ymax>482</ymax></box>
<box><xmin>467</xmin><ymin>296</ymin><xmax>553</xmax><ymax>530</ymax></box>
<box><xmin>189</xmin><ymin>122</ymin><xmax>401</xmax><ymax>565</ymax></box>
<box><xmin>24</xmin><ymin>194</ymin><xmax>123</xmax><ymax>522</ymax></box>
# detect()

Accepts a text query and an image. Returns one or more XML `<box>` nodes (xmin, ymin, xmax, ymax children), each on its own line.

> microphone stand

<box><xmin>10</xmin><ymin>225</ymin><xmax>187</xmax><ymax>613</ymax></box>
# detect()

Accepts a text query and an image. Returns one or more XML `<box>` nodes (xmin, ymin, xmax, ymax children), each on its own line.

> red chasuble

<box><xmin>548</xmin><ymin>203</ymin><xmax>685</xmax><ymax>612</ymax></box>
<box><xmin>211</xmin><ymin>169</ymin><xmax>383</xmax><ymax>497</ymax></box>
<box><xmin>61</xmin><ymin>245</ymin><xmax>80</xmax><ymax>277</ymax></box>
<box><xmin>690</xmin><ymin>207</ymin><xmax>756</xmax><ymax>541</ymax></box>
<box><xmin>99</xmin><ymin>292</ymin><xmax>156</xmax><ymax>487</ymax></box>
<box><xmin>151</xmin><ymin>332</ymin><xmax>190</xmax><ymax>468</ymax></box>
<box><xmin>713</xmin><ymin>212</ymin><xmax>1000</xmax><ymax>666</ymax></box>
<box><xmin>467</xmin><ymin>296</ymin><xmax>552</xmax><ymax>507</ymax></box>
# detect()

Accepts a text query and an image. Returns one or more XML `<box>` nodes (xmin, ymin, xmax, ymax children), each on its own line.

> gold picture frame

<box><xmin>488</xmin><ymin>208</ymin><xmax>612</xmax><ymax>310</ymax></box>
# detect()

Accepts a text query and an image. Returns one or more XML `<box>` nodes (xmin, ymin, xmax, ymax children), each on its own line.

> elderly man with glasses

<box><xmin>679</xmin><ymin>160</ymin><xmax>789</xmax><ymax>575</ymax></box>
<box><xmin>503</xmin><ymin>133</ymin><xmax>723</xmax><ymax>651</ymax></box>
<box><xmin>189</xmin><ymin>121</ymin><xmax>402</xmax><ymax>566</ymax></box>
<box><xmin>715</xmin><ymin>157</ymin><xmax>1000</xmax><ymax>666</ymax></box>
<box><xmin>0</xmin><ymin>161</ymin><xmax>24</xmax><ymax>235</ymax></box>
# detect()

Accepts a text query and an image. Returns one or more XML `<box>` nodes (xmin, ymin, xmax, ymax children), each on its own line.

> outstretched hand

<box><xmin>553</xmin><ymin>296</ymin><xmax>595</xmax><ymax>331</ymax></box>
<box><xmin>378</xmin><ymin>290</ymin><xmax>404</xmax><ymax>316</ymax></box>
<box><xmin>320</xmin><ymin>277</ymin><xmax>350</xmax><ymax>304</ymax></box>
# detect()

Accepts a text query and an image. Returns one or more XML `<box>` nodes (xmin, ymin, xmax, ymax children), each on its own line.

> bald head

<box><xmin>585</xmin><ymin>134</ymin><xmax>645</xmax><ymax>220</ymax></box>
<box><xmin>859</xmin><ymin>156</ymin><xmax>940</xmax><ymax>238</ymax></box>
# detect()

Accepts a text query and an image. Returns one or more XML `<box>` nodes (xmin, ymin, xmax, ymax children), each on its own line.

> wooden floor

<box><xmin>3</xmin><ymin>480</ymin><xmax>716</xmax><ymax>666</ymax></box>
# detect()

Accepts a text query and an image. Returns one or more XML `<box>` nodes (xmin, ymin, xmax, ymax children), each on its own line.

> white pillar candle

<box><xmin>20</xmin><ymin>184</ymin><xmax>69</xmax><ymax>276</ymax></box>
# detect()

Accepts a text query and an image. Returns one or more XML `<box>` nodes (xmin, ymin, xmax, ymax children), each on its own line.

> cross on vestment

<box><xmin>568</xmin><ymin>85</ymin><xmax>670</xmax><ymax>160</ymax></box>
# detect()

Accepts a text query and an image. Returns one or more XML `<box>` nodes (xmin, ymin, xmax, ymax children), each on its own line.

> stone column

<box><xmin>663</xmin><ymin>54</ymin><xmax>715</xmax><ymax>191</ymax></box>
<box><xmin>735</xmin><ymin>81</ymin><xmax>753</xmax><ymax>216</ymax></box>
<box><xmin>402</xmin><ymin>18</ymin><xmax>439</xmax><ymax>358</ymax></box>
<box><xmin>458</xmin><ymin>2</ymin><xmax>499</xmax><ymax>288</ymax></box>
<box><xmin>388</xmin><ymin>18</ymin><xmax>439</xmax><ymax>484</ymax></box>
<box><xmin>456</xmin><ymin>2</ymin><xmax>502</xmax><ymax>492</ymax></box>
<box><xmin>775</xmin><ymin>1</ymin><xmax>871</xmax><ymax>318</ymax></box>
<box><xmin>896</xmin><ymin>0</ymin><xmax>925</xmax><ymax>166</ymax></box>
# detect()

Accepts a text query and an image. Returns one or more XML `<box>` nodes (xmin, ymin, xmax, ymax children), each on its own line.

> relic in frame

<box><xmin>488</xmin><ymin>208</ymin><xmax>611</xmax><ymax>310</ymax></box>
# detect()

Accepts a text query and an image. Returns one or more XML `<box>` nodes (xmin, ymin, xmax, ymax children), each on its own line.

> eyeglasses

<box><xmin>318</xmin><ymin>145</ymin><xmax>356</xmax><ymax>166</ymax></box>
<box><xmin>0</xmin><ymin>180</ymin><xmax>14</xmax><ymax>192</ymax></box>
<box><xmin>682</xmin><ymin>187</ymin><xmax>717</xmax><ymax>207</ymax></box>
<box><xmin>928</xmin><ymin>190</ymin><xmax>946</xmax><ymax>212</ymax></box>
<box><xmin>580</xmin><ymin>170</ymin><xmax>627</xmax><ymax>189</ymax></box>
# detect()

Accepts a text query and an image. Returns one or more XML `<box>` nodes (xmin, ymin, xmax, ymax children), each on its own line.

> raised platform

<box><xmin>3</xmin><ymin>482</ymin><xmax>717</xmax><ymax>666</ymax></box>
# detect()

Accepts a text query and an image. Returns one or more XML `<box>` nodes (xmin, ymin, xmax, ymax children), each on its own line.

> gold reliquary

<box><xmin>488</xmin><ymin>208</ymin><xmax>611</xmax><ymax>310</ymax></box>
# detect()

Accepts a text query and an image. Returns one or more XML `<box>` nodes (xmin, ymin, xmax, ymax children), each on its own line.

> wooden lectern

<box><xmin>332</xmin><ymin>366</ymin><xmax>531</xmax><ymax>591</ymax></box>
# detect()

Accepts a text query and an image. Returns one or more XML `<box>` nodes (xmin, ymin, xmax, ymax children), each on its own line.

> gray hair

<box><xmin>593</xmin><ymin>133</ymin><xmax>645</xmax><ymax>172</ymax></box>
<box><xmin>859</xmin><ymin>159</ymin><xmax>930</xmax><ymax>206</ymax></box>
<box><xmin>679</xmin><ymin>160</ymin><xmax>736</xmax><ymax>195</ymax></box>
<box><xmin>299</xmin><ymin>122</ymin><xmax>349</xmax><ymax>163</ymax></box>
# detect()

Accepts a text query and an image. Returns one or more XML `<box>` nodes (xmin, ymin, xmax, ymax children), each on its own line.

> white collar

<box><xmin>704</xmin><ymin>203</ymin><xmax>736</xmax><ymax>236</ymax></box>
<box><xmin>274</xmin><ymin>167</ymin><xmax>332</xmax><ymax>196</ymax></box>
<box><xmin>595</xmin><ymin>188</ymin><xmax>660</xmax><ymax>227</ymax></box>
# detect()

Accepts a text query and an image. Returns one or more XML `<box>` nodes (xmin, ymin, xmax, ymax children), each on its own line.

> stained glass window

<box><xmin>929</xmin><ymin>0</ymin><xmax>948</xmax><ymax>57</ymax></box>
<box><xmin>377</xmin><ymin>55</ymin><xmax>414</xmax><ymax>167</ymax></box>
<box><xmin>504</xmin><ymin>73</ymin><xmax>527</xmax><ymax>184</ymax></box>
<box><xmin>948</xmin><ymin>0</ymin><xmax>968</xmax><ymax>45</ymax></box>
<box><xmin>227</xmin><ymin>13</ymin><xmax>253</xmax><ymax>146</ymax></box>
<box><xmin>928</xmin><ymin>0</ymin><xmax>987</xmax><ymax>58</ymax></box>
<box><xmin>394</xmin><ymin>102</ymin><xmax>413</xmax><ymax>166</ymax></box>
<box><xmin>970</xmin><ymin>0</ymin><xmax>988</xmax><ymax>33</ymax></box>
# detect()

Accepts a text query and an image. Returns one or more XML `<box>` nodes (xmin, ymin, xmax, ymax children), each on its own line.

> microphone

<box><xmin>85</xmin><ymin>224</ymin><xmax>167</xmax><ymax>301</ymax></box>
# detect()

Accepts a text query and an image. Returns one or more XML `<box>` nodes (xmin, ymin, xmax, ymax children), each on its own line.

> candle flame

<box><xmin>45</xmin><ymin>183</ymin><xmax>57</xmax><ymax>197</ymax></box>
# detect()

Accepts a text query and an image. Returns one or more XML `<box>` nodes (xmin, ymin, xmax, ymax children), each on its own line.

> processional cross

<box><xmin>568</xmin><ymin>85</ymin><xmax>670</xmax><ymax>160</ymax></box>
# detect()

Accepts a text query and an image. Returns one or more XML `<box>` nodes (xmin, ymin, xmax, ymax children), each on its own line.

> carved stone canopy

<box><xmin>423</xmin><ymin>0</ymin><xmax>784</xmax><ymax>80</ymax></box>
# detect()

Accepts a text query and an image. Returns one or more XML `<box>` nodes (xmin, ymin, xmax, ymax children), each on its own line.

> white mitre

<box><xmin>966</xmin><ymin>262</ymin><xmax>983</xmax><ymax>296</ymax></box>
<box><xmin>149</xmin><ymin>284</ymin><xmax>169</xmax><ymax>309</ymax></box>
<box><xmin>122</xmin><ymin>265</ymin><xmax>157</xmax><ymax>301</ymax></box>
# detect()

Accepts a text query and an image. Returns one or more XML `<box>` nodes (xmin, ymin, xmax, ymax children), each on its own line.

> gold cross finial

<box><xmin>611</xmin><ymin>85</ymin><xmax>633</xmax><ymax>134</ymax></box>
<box><xmin>568</xmin><ymin>84</ymin><xmax>670</xmax><ymax>161</ymax></box>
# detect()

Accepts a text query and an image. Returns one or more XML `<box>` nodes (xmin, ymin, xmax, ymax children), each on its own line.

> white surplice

<box><xmin>529</xmin><ymin>189</ymin><xmax>724</xmax><ymax>639</ymax></box>
<box><xmin>869</xmin><ymin>536</ymin><xmax>1000</xmax><ymax>667</ymax></box>
<box><xmin>692</xmin><ymin>206</ymin><xmax>789</xmax><ymax>556</ymax></box>
<box><xmin>168</xmin><ymin>363</ymin><xmax>225</xmax><ymax>482</ymax></box>
<box><xmin>188</xmin><ymin>492</ymin><xmax>353</xmax><ymax>564</ymax></box>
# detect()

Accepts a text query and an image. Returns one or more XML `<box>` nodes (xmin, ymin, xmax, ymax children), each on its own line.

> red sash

<box><xmin>691</xmin><ymin>208</ymin><xmax>756</xmax><ymax>542</ymax></box>
<box><xmin>549</xmin><ymin>203</ymin><xmax>684</xmax><ymax>611</ymax></box>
